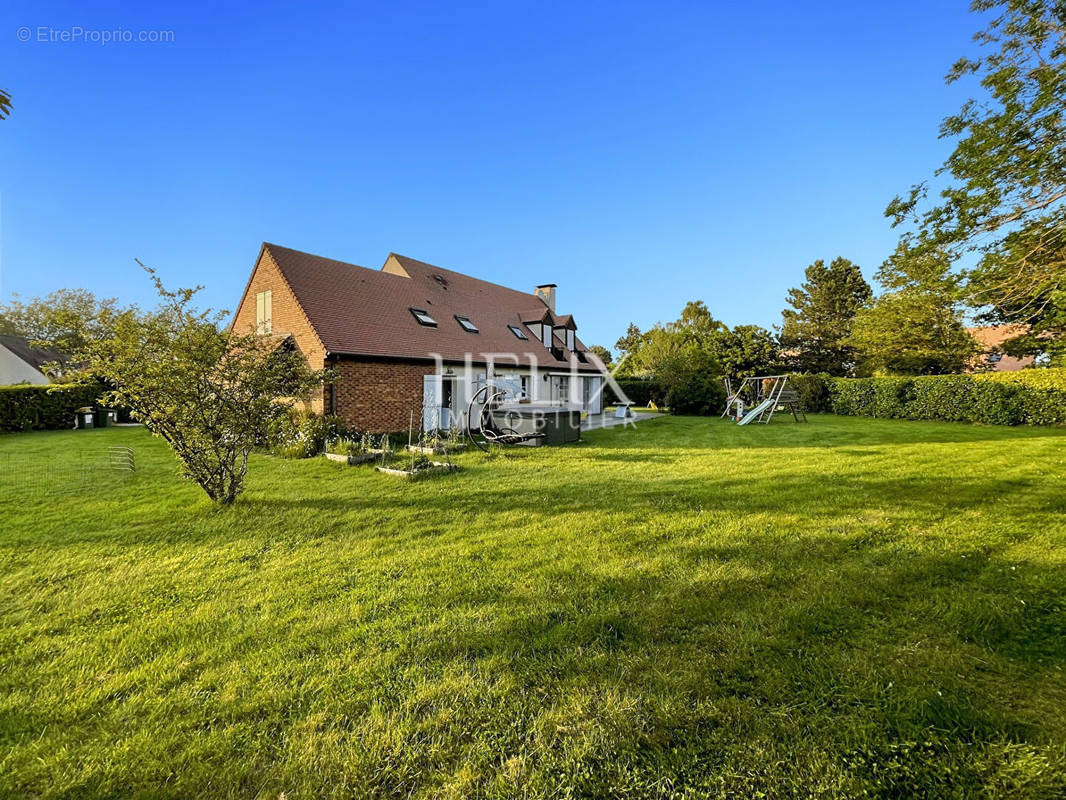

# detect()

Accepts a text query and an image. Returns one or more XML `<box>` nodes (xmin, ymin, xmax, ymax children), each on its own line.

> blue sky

<box><xmin>1</xmin><ymin>0</ymin><xmax>984</xmax><ymax>352</ymax></box>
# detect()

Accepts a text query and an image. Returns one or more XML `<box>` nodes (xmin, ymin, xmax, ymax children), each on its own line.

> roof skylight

<box><xmin>508</xmin><ymin>324</ymin><xmax>528</xmax><ymax>340</ymax></box>
<box><xmin>410</xmin><ymin>307</ymin><xmax>437</xmax><ymax>326</ymax></box>
<box><xmin>455</xmin><ymin>315</ymin><xmax>479</xmax><ymax>333</ymax></box>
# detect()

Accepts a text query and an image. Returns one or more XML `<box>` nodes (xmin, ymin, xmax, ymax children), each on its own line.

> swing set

<box><xmin>722</xmin><ymin>375</ymin><xmax>807</xmax><ymax>425</ymax></box>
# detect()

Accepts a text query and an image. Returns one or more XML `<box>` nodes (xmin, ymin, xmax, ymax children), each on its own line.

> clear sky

<box><xmin>1</xmin><ymin>0</ymin><xmax>985</xmax><ymax>352</ymax></box>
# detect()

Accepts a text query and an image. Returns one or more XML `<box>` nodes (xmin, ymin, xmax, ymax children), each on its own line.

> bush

<box><xmin>658</xmin><ymin>350</ymin><xmax>725</xmax><ymax>416</ymax></box>
<box><xmin>606</xmin><ymin>378</ymin><xmax>664</xmax><ymax>408</ymax></box>
<box><xmin>826</xmin><ymin>370</ymin><xmax>1066</xmax><ymax>425</ymax></box>
<box><xmin>666</xmin><ymin>372</ymin><xmax>726</xmax><ymax>416</ymax></box>
<box><xmin>0</xmin><ymin>383</ymin><xmax>105</xmax><ymax>432</ymax></box>
<box><xmin>272</xmin><ymin>409</ymin><xmax>354</xmax><ymax>458</ymax></box>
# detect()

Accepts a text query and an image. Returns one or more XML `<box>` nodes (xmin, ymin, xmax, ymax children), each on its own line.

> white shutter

<box><xmin>587</xmin><ymin>376</ymin><xmax>603</xmax><ymax>414</ymax></box>
<box><xmin>422</xmin><ymin>374</ymin><xmax>442</xmax><ymax>431</ymax></box>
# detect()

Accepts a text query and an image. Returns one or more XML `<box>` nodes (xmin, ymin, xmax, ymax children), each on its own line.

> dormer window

<box><xmin>410</xmin><ymin>307</ymin><xmax>437</xmax><ymax>326</ymax></box>
<box><xmin>565</xmin><ymin>329</ymin><xmax>575</xmax><ymax>351</ymax></box>
<box><xmin>508</xmin><ymin>324</ymin><xmax>528</xmax><ymax>340</ymax></box>
<box><xmin>541</xmin><ymin>325</ymin><xmax>552</xmax><ymax>348</ymax></box>
<box><xmin>455</xmin><ymin>315</ymin><xmax>479</xmax><ymax>333</ymax></box>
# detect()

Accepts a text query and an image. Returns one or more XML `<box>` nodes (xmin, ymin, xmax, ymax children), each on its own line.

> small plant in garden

<box><xmin>325</xmin><ymin>437</ymin><xmax>360</xmax><ymax>457</ymax></box>
<box><xmin>447</xmin><ymin>425</ymin><xmax>463</xmax><ymax>449</ymax></box>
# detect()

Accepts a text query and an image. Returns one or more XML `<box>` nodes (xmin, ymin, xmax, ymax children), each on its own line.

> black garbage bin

<box><xmin>75</xmin><ymin>407</ymin><xmax>94</xmax><ymax>429</ymax></box>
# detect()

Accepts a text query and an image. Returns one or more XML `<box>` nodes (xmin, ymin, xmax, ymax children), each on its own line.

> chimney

<box><xmin>535</xmin><ymin>283</ymin><xmax>557</xmax><ymax>313</ymax></box>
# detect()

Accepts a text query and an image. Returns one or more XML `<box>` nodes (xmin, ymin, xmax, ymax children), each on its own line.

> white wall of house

<box><xmin>422</xmin><ymin>365</ymin><xmax>606</xmax><ymax>430</ymax></box>
<box><xmin>0</xmin><ymin>344</ymin><xmax>49</xmax><ymax>385</ymax></box>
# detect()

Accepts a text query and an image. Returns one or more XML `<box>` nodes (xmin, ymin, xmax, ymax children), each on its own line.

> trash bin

<box><xmin>94</xmin><ymin>407</ymin><xmax>116</xmax><ymax>427</ymax></box>
<box><xmin>75</xmin><ymin>407</ymin><xmax>94</xmax><ymax>429</ymax></box>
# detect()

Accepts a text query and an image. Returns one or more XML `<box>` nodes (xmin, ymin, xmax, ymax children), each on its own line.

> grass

<box><xmin>2</xmin><ymin>415</ymin><xmax>1065</xmax><ymax>798</ymax></box>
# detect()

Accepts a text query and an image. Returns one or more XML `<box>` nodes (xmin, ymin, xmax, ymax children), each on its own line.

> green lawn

<box><xmin>2</xmin><ymin>416</ymin><xmax>1065</xmax><ymax>798</ymax></box>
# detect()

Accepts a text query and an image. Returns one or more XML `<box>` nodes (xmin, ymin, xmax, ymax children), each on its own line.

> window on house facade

<box><xmin>455</xmin><ymin>315</ymin><xmax>479</xmax><ymax>333</ymax></box>
<box><xmin>551</xmin><ymin>375</ymin><xmax>570</xmax><ymax>404</ymax></box>
<box><xmin>508</xmin><ymin>324</ymin><xmax>528</xmax><ymax>340</ymax></box>
<box><xmin>410</xmin><ymin>307</ymin><xmax>438</xmax><ymax>326</ymax></box>
<box><xmin>520</xmin><ymin>374</ymin><xmax>530</xmax><ymax>398</ymax></box>
<box><xmin>256</xmin><ymin>289</ymin><xmax>272</xmax><ymax>334</ymax></box>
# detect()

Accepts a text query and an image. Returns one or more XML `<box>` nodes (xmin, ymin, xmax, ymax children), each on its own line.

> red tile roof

<box><xmin>261</xmin><ymin>243</ymin><xmax>602</xmax><ymax>371</ymax></box>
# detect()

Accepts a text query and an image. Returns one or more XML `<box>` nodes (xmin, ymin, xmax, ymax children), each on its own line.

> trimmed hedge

<box><xmin>824</xmin><ymin>369</ymin><xmax>1066</xmax><ymax>426</ymax></box>
<box><xmin>0</xmin><ymin>383</ymin><xmax>106</xmax><ymax>432</ymax></box>
<box><xmin>606</xmin><ymin>378</ymin><xmax>664</xmax><ymax>407</ymax></box>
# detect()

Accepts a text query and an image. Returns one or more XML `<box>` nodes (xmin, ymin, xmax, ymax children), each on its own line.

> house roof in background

<box><xmin>0</xmin><ymin>335</ymin><xmax>67</xmax><ymax>374</ymax></box>
<box><xmin>260</xmin><ymin>243</ymin><xmax>602</xmax><ymax>371</ymax></box>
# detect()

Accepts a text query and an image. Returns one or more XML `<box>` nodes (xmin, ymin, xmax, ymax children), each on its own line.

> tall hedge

<box><xmin>823</xmin><ymin>369</ymin><xmax>1066</xmax><ymax>426</ymax></box>
<box><xmin>0</xmin><ymin>383</ymin><xmax>105</xmax><ymax>432</ymax></box>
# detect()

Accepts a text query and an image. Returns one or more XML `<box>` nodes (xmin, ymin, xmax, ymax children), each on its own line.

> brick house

<box><xmin>232</xmin><ymin>243</ymin><xmax>610</xmax><ymax>432</ymax></box>
<box><xmin>966</xmin><ymin>325</ymin><xmax>1035</xmax><ymax>372</ymax></box>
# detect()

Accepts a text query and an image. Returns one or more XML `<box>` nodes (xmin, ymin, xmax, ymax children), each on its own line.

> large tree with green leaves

<box><xmin>0</xmin><ymin>288</ymin><xmax>122</xmax><ymax>354</ymax></box>
<box><xmin>849</xmin><ymin>244</ymin><xmax>978</xmax><ymax>375</ymax></box>
<box><xmin>586</xmin><ymin>344</ymin><xmax>613</xmax><ymax>369</ymax></box>
<box><xmin>886</xmin><ymin>0</ymin><xmax>1066</xmax><ymax>363</ymax></box>
<box><xmin>779</xmin><ymin>257</ymin><xmax>872</xmax><ymax>375</ymax></box>
<box><xmin>849</xmin><ymin>291</ymin><xmax>978</xmax><ymax>375</ymax></box>
<box><xmin>707</xmin><ymin>324</ymin><xmax>781</xmax><ymax>382</ymax></box>
<box><xmin>81</xmin><ymin>268</ymin><xmax>326</xmax><ymax>505</ymax></box>
<box><xmin>613</xmin><ymin>323</ymin><xmax>646</xmax><ymax>374</ymax></box>
<box><xmin>615</xmin><ymin>301</ymin><xmax>780</xmax><ymax>385</ymax></box>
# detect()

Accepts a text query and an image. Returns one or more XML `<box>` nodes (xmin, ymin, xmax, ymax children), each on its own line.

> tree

<box><xmin>849</xmin><ymin>290</ymin><xmax>978</xmax><ymax>375</ymax></box>
<box><xmin>0</xmin><ymin>89</ymin><xmax>10</xmax><ymax>120</ymax></box>
<box><xmin>0</xmin><ymin>288</ymin><xmax>122</xmax><ymax>354</ymax></box>
<box><xmin>968</xmin><ymin>212</ymin><xmax>1066</xmax><ymax>364</ymax></box>
<box><xmin>624</xmin><ymin>323</ymin><xmax>687</xmax><ymax>377</ymax></box>
<box><xmin>613</xmin><ymin>323</ymin><xmax>646</xmax><ymax>374</ymax></box>
<box><xmin>779</xmin><ymin>257</ymin><xmax>872</xmax><ymax>375</ymax></box>
<box><xmin>614</xmin><ymin>302</ymin><xmax>780</xmax><ymax>386</ymax></box>
<box><xmin>849</xmin><ymin>243</ymin><xmax>978</xmax><ymax>374</ymax></box>
<box><xmin>886</xmin><ymin>1</ymin><xmax>1066</xmax><ymax>362</ymax></box>
<box><xmin>587</xmin><ymin>344</ymin><xmax>613</xmax><ymax>368</ymax></box>
<box><xmin>80</xmin><ymin>267</ymin><xmax>326</xmax><ymax>505</ymax></box>
<box><xmin>706</xmin><ymin>324</ymin><xmax>781</xmax><ymax>383</ymax></box>
<box><xmin>657</xmin><ymin>347</ymin><xmax>725</xmax><ymax>416</ymax></box>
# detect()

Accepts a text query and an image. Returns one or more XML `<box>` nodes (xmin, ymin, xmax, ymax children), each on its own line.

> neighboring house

<box><xmin>0</xmin><ymin>335</ymin><xmax>66</xmax><ymax>385</ymax></box>
<box><xmin>967</xmin><ymin>325</ymin><xmax>1034</xmax><ymax>372</ymax></box>
<box><xmin>232</xmin><ymin>243</ymin><xmax>610</xmax><ymax>432</ymax></box>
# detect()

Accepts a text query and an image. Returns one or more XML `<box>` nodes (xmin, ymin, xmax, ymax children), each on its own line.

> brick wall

<box><xmin>232</xmin><ymin>248</ymin><xmax>327</xmax><ymax>412</ymax></box>
<box><xmin>331</xmin><ymin>358</ymin><xmax>432</xmax><ymax>432</ymax></box>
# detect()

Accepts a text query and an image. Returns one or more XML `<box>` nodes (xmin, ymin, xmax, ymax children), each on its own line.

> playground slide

<box><xmin>737</xmin><ymin>398</ymin><xmax>774</xmax><ymax>425</ymax></box>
